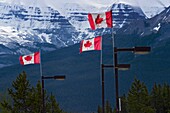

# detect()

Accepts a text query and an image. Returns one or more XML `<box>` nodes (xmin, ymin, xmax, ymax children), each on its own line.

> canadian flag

<box><xmin>80</xmin><ymin>36</ymin><xmax>102</xmax><ymax>53</ymax></box>
<box><xmin>19</xmin><ymin>52</ymin><xmax>40</xmax><ymax>65</ymax></box>
<box><xmin>88</xmin><ymin>10</ymin><xmax>112</xmax><ymax>30</ymax></box>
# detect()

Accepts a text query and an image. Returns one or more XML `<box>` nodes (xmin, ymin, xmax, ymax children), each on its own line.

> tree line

<box><xmin>98</xmin><ymin>78</ymin><xmax>170</xmax><ymax>113</ymax></box>
<box><xmin>0</xmin><ymin>72</ymin><xmax>170</xmax><ymax>113</ymax></box>
<box><xmin>0</xmin><ymin>72</ymin><xmax>65</xmax><ymax>113</ymax></box>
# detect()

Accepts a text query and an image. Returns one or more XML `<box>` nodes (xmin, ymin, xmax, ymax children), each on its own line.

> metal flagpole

<box><xmin>107</xmin><ymin>2</ymin><xmax>120</xmax><ymax>111</ymax></box>
<box><xmin>100</xmin><ymin>35</ymin><xmax>105</xmax><ymax>113</ymax></box>
<box><xmin>39</xmin><ymin>49</ymin><xmax>43</xmax><ymax>77</ymax></box>
<box><xmin>108</xmin><ymin>2</ymin><xmax>120</xmax><ymax>111</ymax></box>
<box><xmin>39</xmin><ymin>49</ymin><xmax>45</xmax><ymax>113</ymax></box>
<box><xmin>112</xmin><ymin>18</ymin><xmax>119</xmax><ymax>113</ymax></box>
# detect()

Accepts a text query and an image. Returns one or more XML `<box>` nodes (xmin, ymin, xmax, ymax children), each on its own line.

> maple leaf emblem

<box><xmin>84</xmin><ymin>41</ymin><xmax>92</xmax><ymax>48</ymax></box>
<box><xmin>24</xmin><ymin>56</ymin><xmax>32</xmax><ymax>61</ymax></box>
<box><xmin>95</xmin><ymin>14</ymin><xmax>103</xmax><ymax>25</ymax></box>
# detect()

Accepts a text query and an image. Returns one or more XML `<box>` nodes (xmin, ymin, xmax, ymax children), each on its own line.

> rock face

<box><xmin>0</xmin><ymin>2</ymin><xmax>78</xmax><ymax>53</ymax></box>
<box><xmin>0</xmin><ymin>1</ymin><xmax>169</xmax><ymax>67</ymax></box>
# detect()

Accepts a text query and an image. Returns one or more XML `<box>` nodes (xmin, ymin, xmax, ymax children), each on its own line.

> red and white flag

<box><xmin>80</xmin><ymin>36</ymin><xmax>102</xmax><ymax>53</ymax></box>
<box><xmin>19</xmin><ymin>52</ymin><xmax>40</xmax><ymax>65</ymax></box>
<box><xmin>88</xmin><ymin>10</ymin><xmax>112</xmax><ymax>30</ymax></box>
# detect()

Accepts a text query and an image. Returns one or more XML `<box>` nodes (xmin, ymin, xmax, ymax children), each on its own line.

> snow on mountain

<box><xmin>59</xmin><ymin>2</ymin><xmax>146</xmax><ymax>33</ymax></box>
<box><xmin>0</xmin><ymin>0</ymin><xmax>166</xmax><ymax>52</ymax></box>
<box><xmin>1</xmin><ymin>0</ymin><xmax>169</xmax><ymax>18</ymax></box>
<box><xmin>0</xmin><ymin>0</ymin><xmax>168</xmax><ymax>68</ymax></box>
<box><xmin>117</xmin><ymin>6</ymin><xmax>170</xmax><ymax>37</ymax></box>
<box><xmin>0</xmin><ymin>1</ymin><xmax>81</xmax><ymax>53</ymax></box>
<box><xmin>0</xmin><ymin>0</ymin><xmax>168</xmax><ymax>29</ymax></box>
<box><xmin>153</xmin><ymin>23</ymin><xmax>161</xmax><ymax>31</ymax></box>
<box><xmin>59</xmin><ymin>3</ymin><xmax>89</xmax><ymax>31</ymax></box>
<box><xmin>112</xmin><ymin>3</ymin><xmax>145</xmax><ymax>28</ymax></box>
<box><xmin>49</xmin><ymin>0</ymin><xmax>169</xmax><ymax>34</ymax></box>
<box><xmin>51</xmin><ymin>0</ymin><xmax>170</xmax><ymax>18</ymax></box>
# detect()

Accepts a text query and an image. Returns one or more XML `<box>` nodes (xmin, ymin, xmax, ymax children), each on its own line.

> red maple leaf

<box><xmin>95</xmin><ymin>14</ymin><xmax>103</xmax><ymax>25</ymax></box>
<box><xmin>24</xmin><ymin>56</ymin><xmax>32</xmax><ymax>61</ymax></box>
<box><xmin>84</xmin><ymin>41</ymin><xmax>92</xmax><ymax>48</ymax></box>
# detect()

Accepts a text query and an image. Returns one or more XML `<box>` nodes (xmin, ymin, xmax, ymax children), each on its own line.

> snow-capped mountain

<box><xmin>117</xmin><ymin>6</ymin><xmax>170</xmax><ymax>36</ymax></box>
<box><xmin>62</xmin><ymin>3</ymin><xmax>146</xmax><ymax>30</ymax></box>
<box><xmin>53</xmin><ymin>0</ymin><xmax>169</xmax><ymax>18</ymax></box>
<box><xmin>0</xmin><ymin>0</ymin><xmax>169</xmax><ymax>67</ymax></box>
<box><xmin>0</xmin><ymin>2</ymin><xmax>80</xmax><ymax>52</ymax></box>
<box><xmin>112</xmin><ymin>3</ymin><xmax>145</xmax><ymax>28</ymax></box>
<box><xmin>0</xmin><ymin>1</ymin><xmax>147</xmax><ymax>53</ymax></box>
<box><xmin>0</xmin><ymin>1</ymin><xmax>81</xmax><ymax>67</ymax></box>
<box><xmin>0</xmin><ymin>1</ymin><xmax>170</xmax><ymax>112</ymax></box>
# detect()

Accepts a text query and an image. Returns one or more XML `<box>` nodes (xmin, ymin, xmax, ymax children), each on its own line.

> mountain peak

<box><xmin>1</xmin><ymin>0</ymin><xmax>169</xmax><ymax>18</ymax></box>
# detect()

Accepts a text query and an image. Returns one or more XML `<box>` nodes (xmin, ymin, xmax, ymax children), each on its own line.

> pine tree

<box><xmin>46</xmin><ymin>93</ymin><xmax>65</xmax><ymax>113</ymax></box>
<box><xmin>1</xmin><ymin>71</ymin><xmax>65</xmax><ymax>113</ymax></box>
<box><xmin>150</xmin><ymin>83</ymin><xmax>162</xmax><ymax>113</ymax></box>
<box><xmin>163</xmin><ymin>84</ymin><xmax>170</xmax><ymax>113</ymax></box>
<box><xmin>105</xmin><ymin>100</ymin><xmax>113</xmax><ymax>113</ymax></box>
<box><xmin>151</xmin><ymin>83</ymin><xmax>170</xmax><ymax>113</ymax></box>
<box><xmin>0</xmin><ymin>92</ymin><xmax>11</xmax><ymax>113</ymax></box>
<box><xmin>120</xmin><ymin>94</ymin><xmax>128</xmax><ymax>113</ymax></box>
<box><xmin>97</xmin><ymin>101</ymin><xmax>114</xmax><ymax>113</ymax></box>
<box><xmin>29</xmin><ymin>81</ymin><xmax>42</xmax><ymax>113</ymax></box>
<box><xmin>126</xmin><ymin>78</ymin><xmax>155</xmax><ymax>113</ymax></box>
<box><xmin>97</xmin><ymin>105</ymin><xmax>102</xmax><ymax>113</ymax></box>
<box><xmin>1</xmin><ymin>71</ymin><xmax>33</xmax><ymax>113</ymax></box>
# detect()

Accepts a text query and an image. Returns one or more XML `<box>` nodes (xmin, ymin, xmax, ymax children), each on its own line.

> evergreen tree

<box><xmin>151</xmin><ymin>83</ymin><xmax>170</xmax><ymax>113</ymax></box>
<box><xmin>120</xmin><ymin>94</ymin><xmax>128</xmax><ymax>113</ymax></box>
<box><xmin>97</xmin><ymin>101</ymin><xmax>114</xmax><ymax>113</ymax></box>
<box><xmin>105</xmin><ymin>100</ymin><xmax>113</xmax><ymax>113</ymax></box>
<box><xmin>46</xmin><ymin>93</ymin><xmax>65</xmax><ymax>113</ymax></box>
<box><xmin>29</xmin><ymin>81</ymin><xmax>43</xmax><ymax>113</ymax></box>
<box><xmin>1</xmin><ymin>71</ymin><xmax>65</xmax><ymax>113</ymax></box>
<box><xmin>126</xmin><ymin>78</ymin><xmax>155</xmax><ymax>113</ymax></box>
<box><xmin>1</xmin><ymin>71</ymin><xmax>32</xmax><ymax>113</ymax></box>
<box><xmin>0</xmin><ymin>92</ymin><xmax>11</xmax><ymax>113</ymax></box>
<box><xmin>97</xmin><ymin>105</ymin><xmax>102</xmax><ymax>113</ymax></box>
<box><xmin>163</xmin><ymin>84</ymin><xmax>170</xmax><ymax>113</ymax></box>
<box><xmin>150</xmin><ymin>83</ymin><xmax>162</xmax><ymax>113</ymax></box>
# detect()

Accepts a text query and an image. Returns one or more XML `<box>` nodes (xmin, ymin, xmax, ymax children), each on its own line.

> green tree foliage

<box><xmin>97</xmin><ymin>105</ymin><xmax>102</xmax><ymax>113</ymax></box>
<box><xmin>46</xmin><ymin>93</ymin><xmax>65</xmax><ymax>113</ymax></box>
<box><xmin>120</xmin><ymin>94</ymin><xmax>128</xmax><ymax>113</ymax></box>
<box><xmin>30</xmin><ymin>81</ymin><xmax>43</xmax><ymax>113</ymax></box>
<box><xmin>105</xmin><ymin>100</ymin><xmax>113</xmax><ymax>113</ymax></box>
<box><xmin>126</xmin><ymin>78</ymin><xmax>155</xmax><ymax>113</ymax></box>
<box><xmin>97</xmin><ymin>101</ymin><xmax>114</xmax><ymax>113</ymax></box>
<box><xmin>150</xmin><ymin>84</ymin><xmax>163</xmax><ymax>113</ymax></box>
<box><xmin>0</xmin><ymin>71</ymin><xmax>65</xmax><ymax>113</ymax></box>
<box><xmin>1</xmin><ymin>71</ymin><xmax>32</xmax><ymax>113</ymax></box>
<box><xmin>151</xmin><ymin>83</ymin><xmax>170</xmax><ymax>113</ymax></box>
<box><xmin>97</xmin><ymin>78</ymin><xmax>170</xmax><ymax>113</ymax></box>
<box><xmin>0</xmin><ymin>92</ymin><xmax>11</xmax><ymax>113</ymax></box>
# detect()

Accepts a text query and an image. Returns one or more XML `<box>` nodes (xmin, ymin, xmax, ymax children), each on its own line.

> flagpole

<box><xmin>112</xmin><ymin>27</ymin><xmax>115</xmax><ymax>49</ymax></box>
<box><xmin>109</xmin><ymin>5</ymin><xmax>119</xmax><ymax>112</ymax></box>
<box><xmin>100</xmin><ymin>34</ymin><xmax>105</xmax><ymax>113</ymax></box>
<box><xmin>112</xmin><ymin>22</ymin><xmax>119</xmax><ymax>113</ymax></box>
<box><xmin>100</xmin><ymin>29</ymin><xmax>105</xmax><ymax>85</ymax></box>
<box><xmin>39</xmin><ymin>49</ymin><xmax>45</xmax><ymax>113</ymax></box>
<box><xmin>39</xmin><ymin>49</ymin><xmax>43</xmax><ymax>77</ymax></box>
